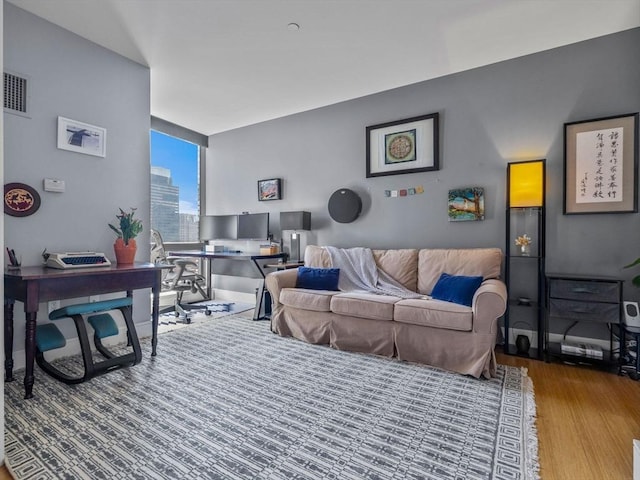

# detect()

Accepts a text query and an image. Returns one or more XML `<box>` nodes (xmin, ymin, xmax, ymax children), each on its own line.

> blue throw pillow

<box><xmin>296</xmin><ymin>267</ymin><xmax>340</xmax><ymax>291</ymax></box>
<box><xmin>431</xmin><ymin>272</ymin><xmax>483</xmax><ymax>307</ymax></box>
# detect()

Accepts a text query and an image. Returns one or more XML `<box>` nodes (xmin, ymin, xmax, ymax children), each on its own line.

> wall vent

<box><xmin>4</xmin><ymin>71</ymin><xmax>30</xmax><ymax>117</ymax></box>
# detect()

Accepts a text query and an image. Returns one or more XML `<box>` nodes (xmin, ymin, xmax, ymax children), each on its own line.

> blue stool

<box><xmin>35</xmin><ymin>297</ymin><xmax>142</xmax><ymax>384</ymax></box>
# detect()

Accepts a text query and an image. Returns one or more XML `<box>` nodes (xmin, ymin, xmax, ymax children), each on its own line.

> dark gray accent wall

<box><xmin>207</xmin><ymin>28</ymin><xmax>640</xmax><ymax>303</ymax></box>
<box><xmin>4</xmin><ymin>4</ymin><xmax>151</xmax><ymax>353</ymax></box>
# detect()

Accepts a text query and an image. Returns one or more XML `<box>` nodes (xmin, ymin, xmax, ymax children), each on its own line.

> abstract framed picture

<box><xmin>57</xmin><ymin>117</ymin><xmax>107</xmax><ymax>157</ymax></box>
<box><xmin>564</xmin><ymin>112</ymin><xmax>638</xmax><ymax>214</ymax></box>
<box><xmin>448</xmin><ymin>187</ymin><xmax>485</xmax><ymax>222</ymax></box>
<box><xmin>257</xmin><ymin>178</ymin><xmax>282</xmax><ymax>201</ymax></box>
<box><xmin>366</xmin><ymin>112</ymin><xmax>439</xmax><ymax>178</ymax></box>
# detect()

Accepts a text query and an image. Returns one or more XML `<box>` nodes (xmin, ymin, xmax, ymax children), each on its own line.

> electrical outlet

<box><xmin>48</xmin><ymin>300</ymin><xmax>60</xmax><ymax>313</ymax></box>
<box><xmin>89</xmin><ymin>295</ymin><xmax>100</xmax><ymax>303</ymax></box>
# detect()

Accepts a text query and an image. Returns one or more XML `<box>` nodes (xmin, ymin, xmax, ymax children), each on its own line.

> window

<box><xmin>150</xmin><ymin>130</ymin><xmax>200</xmax><ymax>242</ymax></box>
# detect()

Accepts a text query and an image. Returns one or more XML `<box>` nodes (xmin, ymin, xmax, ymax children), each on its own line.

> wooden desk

<box><xmin>170</xmin><ymin>251</ymin><xmax>285</xmax><ymax>320</ymax></box>
<box><xmin>4</xmin><ymin>262</ymin><xmax>167</xmax><ymax>399</ymax></box>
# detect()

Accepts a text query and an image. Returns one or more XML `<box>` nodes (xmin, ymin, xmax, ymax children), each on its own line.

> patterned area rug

<box><xmin>5</xmin><ymin>314</ymin><xmax>539</xmax><ymax>479</ymax></box>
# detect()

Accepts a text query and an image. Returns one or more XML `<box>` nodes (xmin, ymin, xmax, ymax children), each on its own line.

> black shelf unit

<box><xmin>503</xmin><ymin>160</ymin><xmax>546</xmax><ymax>360</ymax></box>
<box><xmin>545</xmin><ymin>274</ymin><xmax>622</xmax><ymax>370</ymax></box>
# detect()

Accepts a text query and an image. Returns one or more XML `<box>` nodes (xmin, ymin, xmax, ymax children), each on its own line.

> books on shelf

<box><xmin>560</xmin><ymin>341</ymin><xmax>603</xmax><ymax>359</ymax></box>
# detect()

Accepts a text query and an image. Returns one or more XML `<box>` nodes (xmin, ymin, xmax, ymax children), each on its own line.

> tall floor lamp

<box><xmin>280</xmin><ymin>211</ymin><xmax>311</xmax><ymax>263</ymax></box>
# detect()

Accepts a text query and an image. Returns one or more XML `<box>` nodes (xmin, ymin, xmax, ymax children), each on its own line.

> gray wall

<box><xmin>0</xmin><ymin>0</ymin><xmax>5</xmax><ymax>463</ymax></box>
<box><xmin>206</xmin><ymin>28</ymin><xmax>640</xmax><ymax>308</ymax></box>
<box><xmin>4</xmin><ymin>4</ymin><xmax>151</xmax><ymax>359</ymax></box>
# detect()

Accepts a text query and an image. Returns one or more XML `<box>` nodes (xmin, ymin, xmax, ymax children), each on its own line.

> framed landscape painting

<box><xmin>448</xmin><ymin>187</ymin><xmax>485</xmax><ymax>222</ymax></box>
<box><xmin>257</xmin><ymin>178</ymin><xmax>282</xmax><ymax>201</ymax></box>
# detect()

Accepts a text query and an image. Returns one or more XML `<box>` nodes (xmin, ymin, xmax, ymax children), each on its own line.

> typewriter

<box><xmin>43</xmin><ymin>251</ymin><xmax>112</xmax><ymax>269</ymax></box>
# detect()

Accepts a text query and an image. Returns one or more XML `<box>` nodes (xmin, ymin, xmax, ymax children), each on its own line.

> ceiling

<box><xmin>7</xmin><ymin>0</ymin><xmax>640</xmax><ymax>136</ymax></box>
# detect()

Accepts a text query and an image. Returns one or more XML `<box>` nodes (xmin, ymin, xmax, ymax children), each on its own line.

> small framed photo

<box><xmin>57</xmin><ymin>116</ymin><xmax>106</xmax><ymax>157</ymax></box>
<box><xmin>366</xmin><ymin>112</ymin><xmax>439</xmax><ymax>178</ymax></box>
<box><xmin>257</xmin><ymin>178</ymin><xmax>282</xmax><ymax>201</ymax></box>
<box><xmin>564</xmin><ymin>112</ymin><xmax>638</xmax><ymax>214</ymax></box>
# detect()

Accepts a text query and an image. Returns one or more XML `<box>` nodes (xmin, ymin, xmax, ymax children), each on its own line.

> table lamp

<box><xmin>280</xmin><ymin>211</ymin><xmax>311</xmax><ymax>263</ymax></box>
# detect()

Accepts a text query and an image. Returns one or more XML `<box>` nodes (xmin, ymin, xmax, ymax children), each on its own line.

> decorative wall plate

<box><xmin>4</xmin><ymin>182</ymin><xmax>41</xmax><ymax>217</ymax></box>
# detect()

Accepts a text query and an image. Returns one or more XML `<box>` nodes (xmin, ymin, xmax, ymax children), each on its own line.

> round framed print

<box><xmin>4</xmin><ymin>182</ymin><xmax>41</xmax><ymax>217</ymax></box>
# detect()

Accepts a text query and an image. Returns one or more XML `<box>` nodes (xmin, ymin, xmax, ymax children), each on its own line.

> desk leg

<box><xmin>4</xmin><ymin>299</ymin><xmax>15</xmax><ymax>382</ymax></box>
<box><xmin>619</xmin><ymin>327</ymin><xmax>626</xmax><ymax>376</ymax></box>
<box><xmin>24</xmin><ymin>311</ymin><xmax>37</xmax><ymax>399</ymax></box>
<box><xmin>151</xmin><ymin>276</ymin><xmax>160</xmax><ymax>356</ymax></box>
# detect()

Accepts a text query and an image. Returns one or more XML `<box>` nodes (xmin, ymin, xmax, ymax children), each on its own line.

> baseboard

<box><xmin>213</xmin><ymin>288</ymin><xmax>257</xmax><ymax>304</ymax></box>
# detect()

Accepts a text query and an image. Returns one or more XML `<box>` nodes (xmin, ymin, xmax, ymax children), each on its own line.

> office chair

<box><xmin>150</xmin><ymin>229</ymin><xmax>210</xmax><ymax>321</ymax></box>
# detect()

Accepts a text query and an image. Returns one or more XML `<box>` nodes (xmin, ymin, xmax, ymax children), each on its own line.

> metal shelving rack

<box><xmin>503</xmin><ymin>159</ymin><xmax>546</xmax><ymax>359</ymax></box>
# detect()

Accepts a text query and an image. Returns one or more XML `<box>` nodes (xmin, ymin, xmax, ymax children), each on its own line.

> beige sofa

<box><xmin>265</xmin><ymin>246</ymin><xmax>507</xmax><ymax>378</ymax></box>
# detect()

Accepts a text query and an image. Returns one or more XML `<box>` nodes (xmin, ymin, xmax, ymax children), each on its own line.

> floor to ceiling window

<box><xmin>150</xmin><ymin>130</ymin><xmax>200</xmax><ymax>242</ymax></box>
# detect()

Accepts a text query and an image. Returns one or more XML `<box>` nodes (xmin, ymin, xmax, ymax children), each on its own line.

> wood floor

<box><xmin>0</xmin><ymin>353</ymin><xmax>637</xmax><ymax>479</ymax></box>
<box><xmin>497</xmin><ymin>351</ymin><xmax>640</xmax><ymax>479</ymax></box>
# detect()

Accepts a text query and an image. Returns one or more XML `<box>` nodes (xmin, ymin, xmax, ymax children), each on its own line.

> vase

<box><xmin>114</xmin><ymin>238</ymin><xmax>137</xmax><ymax>265</ymax></box>
<box><xmin>520</xmin><ymin>244</ymin><xmax>530</xmax><ymax>256</ymax></box>
<box><xmin>515</xmin><ymin>334</ymin><xmax>531</xmax><ymax>355</ymax></box>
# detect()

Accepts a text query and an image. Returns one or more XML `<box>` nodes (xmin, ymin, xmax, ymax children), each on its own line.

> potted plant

<box><xmin>625</xmin><ymin>257</ymin><xmax>640</xmax><ymax>287</ymax></box>
<box><xmin>109</xmin><ymin>207</ymin><xmax>143</xmax><ymax>264</ymax></box>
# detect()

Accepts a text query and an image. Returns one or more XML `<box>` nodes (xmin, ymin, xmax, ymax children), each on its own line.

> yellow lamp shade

<box><xmin>509</xmin><ymin>160</ymin><xmax>544</xmax><ymax>207</ymax></box>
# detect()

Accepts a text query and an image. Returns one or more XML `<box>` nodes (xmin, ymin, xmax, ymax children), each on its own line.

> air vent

<box><xmin>4</xmin><ymin>71</ymin><xmax>30</xmax><ymax>117</ymax></box>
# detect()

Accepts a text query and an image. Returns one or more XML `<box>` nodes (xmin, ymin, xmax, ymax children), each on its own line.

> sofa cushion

<box><xmin>431</xmin><ymin>273</ymin><xmax>483</xmax><ymax>307</ymax></box>
<box><xmin>330</xmin><ymin>292</ymin><xmax>400</xmax><ymax>321</ymax></box>
<box><xmin>280</xmin><ymin>288</ymin><xmax>337</xmax><ymax>312</ymax></box>
<box><xmin>305</xmin><ymin>246</ymin><xmax>419</xmax><ymax>292</ymax></box>
<box><xmin>304</xmin><ymin>245</ymin><xmax>332</xmax><ymax>268</ymax></box>
<box><xmin>296</xmin><ymin>267</ymin><xmax>340</xmax><ymax>291</ymax></box>
<box><xmin>372</xmin><ymin>249</ymin><xmax>419</xmax><ymax>291</ymax></box>
<box><xmin>417</xmin><ymin>248</ymin><xmax>502</xmax><ymax>295</ymax></box>
<box><xmin>394</xmin><ymin>298</ymin><xmax>473</xmax><ymax>331</ymax></box>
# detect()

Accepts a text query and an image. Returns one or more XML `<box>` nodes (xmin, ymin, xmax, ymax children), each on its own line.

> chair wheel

<box><xmin>205</xmin><ymin>310</ymin><xmax>212</xmax><ymax>316</ymax></box>
<box><xmin>174</xmin><ymin>311</ymin><xmax>180</xmax><ymax>317</ymax></box>
<box><xmin>185</xmin><ymin>315</ymin><xmax>192</xmax><ymax>324</ymax></box>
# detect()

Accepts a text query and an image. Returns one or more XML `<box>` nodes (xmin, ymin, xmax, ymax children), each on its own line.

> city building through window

<box><xmin>150</xmin><ymin>130</ymin><xmax>200</xmax><ymax>242</ymax></box>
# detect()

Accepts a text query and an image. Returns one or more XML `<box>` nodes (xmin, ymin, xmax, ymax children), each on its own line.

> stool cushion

<box><xmin>49</xmin><ymin>297</ymin><xmax>132</xmax><ymax>320</ymax></box>
<box><xmin>36</xmin><ymin>323</ymin><xmax>66</xmax><ymax>352</ymax></box>
<box><xmin>88</xmin><ymin>313</ymin><xmax>119</xmax><ymax>339</ymax></box>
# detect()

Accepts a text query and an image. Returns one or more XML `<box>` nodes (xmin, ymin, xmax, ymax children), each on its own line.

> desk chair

<box><xmin>150</xmin><ymin>229</ymin><xmax>209</xmax><ymax>321</ymax></box>
<box><xmin>35</xmin><ymin>297</ymin><xmax>142</xmax><ymax>384</ymax></box>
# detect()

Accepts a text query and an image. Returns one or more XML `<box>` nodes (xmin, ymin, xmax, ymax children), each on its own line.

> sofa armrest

<box><xmin>265</xmin><ymin>268</ymin><xmax>299</xmax><ymax>307</ymax></box>
<box><xmin>471</xmin><ymin>279</ymin><xmax>507</xmax><ymax>335</ymax></box>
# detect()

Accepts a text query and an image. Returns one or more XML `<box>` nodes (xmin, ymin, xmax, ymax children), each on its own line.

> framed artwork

<box><xmin>257</xmin><ymin>178</ymin><xmax>282</xmax><ymax>201</ymax></box>
<box><xmin>448</xmin><ymin>187</ymin><xmax>484</xmax><ymax>222</ymax></box>
<box><xmin>366</xmin><ymin>112</ymin><xmax>439</xmax><ymax>178</ymax></box>
<box><xmin>57</xmin><ymin>116</ymin><xmax>107</xmax><ymax>157</ymax></box>
<box><xmin>564</xmin><ymin>113</ymin><xmax>638</xmax><ymax>214</ymax></box>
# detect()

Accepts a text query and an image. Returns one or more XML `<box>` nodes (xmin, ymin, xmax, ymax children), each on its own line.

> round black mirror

<box><xmin>328</xmin><ymin>188</ymin><xmax>362</xmax><ymax>223</ymax></box>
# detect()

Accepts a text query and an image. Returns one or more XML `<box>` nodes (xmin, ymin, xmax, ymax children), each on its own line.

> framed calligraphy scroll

<box><xmin>564</xmin><ymin>113</ymin><xmax>638</xmax><ymax>214</ymax></box>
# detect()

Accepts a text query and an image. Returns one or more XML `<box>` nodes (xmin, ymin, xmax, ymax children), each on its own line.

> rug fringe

<box><xmin>520</xmin><ymin>366</ymin><xmax>541</xmax><ymax>480</ymax></box>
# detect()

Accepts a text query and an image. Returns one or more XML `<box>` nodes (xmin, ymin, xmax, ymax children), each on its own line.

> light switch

<box><xmin>44</xmin><ymin>178</ymin><xmax>65</xmax><ymax>192</ymax></box>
